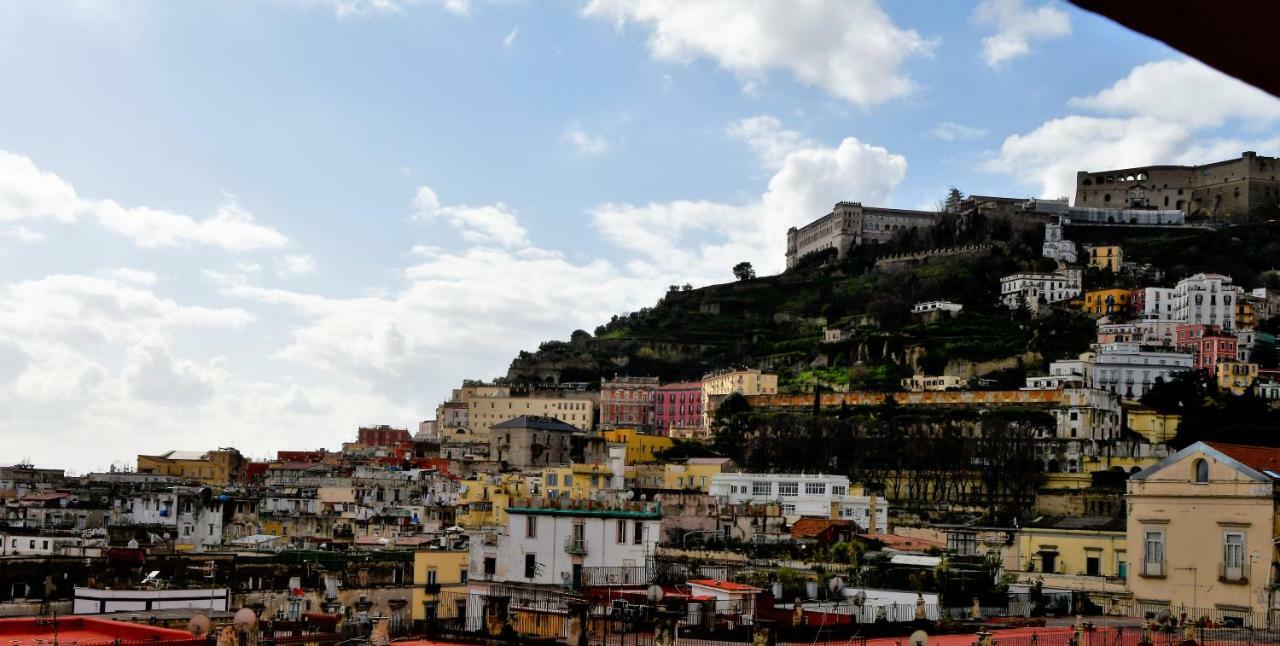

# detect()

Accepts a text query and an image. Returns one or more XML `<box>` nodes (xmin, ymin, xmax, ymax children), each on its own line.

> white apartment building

<box><xmin>1171</xmin><ymin>273</ymin><xmax>1238</xmax><ymax>331</ymax></box>
<box><xmin>115</xmin><ymin>487</ymin><xmax>224</xmax><ymax>551</ymax></box>
<box><xmin>469</xmin><ymin>499</ymin><xmax>659</xmax><ymax>588</ymax></box>
<box><xmin>1000</xmin><ymin>269</ymin><xmax>1082</xmax><ymax>309</ymax></box>
<box><xmin>1092</xmin><ymin>343</ymin><xmax>1193</xmax><ymax>400</ymax></box>
<box><xmin>911</xmin><ymin>301</ymin><xmax>963</xmax><ymax>315</ymax></box>
<box><xmin>709</xmin><ymin>473</ymin><xmax>888</xmax><ymax>531</ymax></box>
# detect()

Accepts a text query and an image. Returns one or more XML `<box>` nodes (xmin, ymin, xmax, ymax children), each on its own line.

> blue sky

<box><xmin>2</xmin><ymin>0</ymin><xmax>1279</xmax><ymax>471</ymax></box>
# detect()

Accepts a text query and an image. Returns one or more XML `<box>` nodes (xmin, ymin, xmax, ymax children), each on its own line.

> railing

<box><xmin>565</xmin><ymin>537</ymin><xmax>588</xmax><ymax>555</ymax></box>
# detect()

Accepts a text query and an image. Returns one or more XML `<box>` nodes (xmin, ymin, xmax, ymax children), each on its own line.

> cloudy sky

<box><xmin>2</xmin><ymin>0</ymin><xmax>1279</xmax><ymax>472</ymax></box>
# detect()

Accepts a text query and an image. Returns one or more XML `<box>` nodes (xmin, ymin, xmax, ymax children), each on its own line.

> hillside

<box><xmin>505</xmin><ymin>219</ymin><xmax>1280</xmax><ymax>391</ymax></box>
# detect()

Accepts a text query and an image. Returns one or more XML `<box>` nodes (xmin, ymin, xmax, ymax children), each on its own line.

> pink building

<box><xmin>1175</xmin><ymin>324</ymin><xmax>1238</xmax><ymax>370</ymax></box>
<box><xmin>653</xmin><ymin>382</ymin><xmax>703</xmax><ymax>436</ymax></box>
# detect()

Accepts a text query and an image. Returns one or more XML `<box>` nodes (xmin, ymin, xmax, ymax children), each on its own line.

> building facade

<box><xmin>653</xmin><ymin>382</ymin><xmax>703</xmax><ymax>436</ymax></box>
<box><xmin>708</xmin><ymin>473</ymin><xmax>888</xmax><ymax>531</ymax></box>
<box><xmin>1127</xmin><ymin>442</ymin><xmax>1280</xmax><ymax>617</ymax></box>
<box><xmin>785</xmin><ymin>202</ymin><xmax>939</xmax><ymax>268</ymax></box>
<box><xmin>489</xmin><ymin>416</ymin><xmax>583</xmax><ymax>469</ymax></box>
<box><xmin>1000</xmin><ymin>269</ymin><xmax>1083</xmax><ymax>309</ymax></box>
<box><xmin>1092</xmin><ymin>343</ymin><xmax>1194</xmax><ymax>400</ymax></box>
<box><xmin>1075</xmin><ymin>151</ymin><xmax>1280</xmax><ymax>219</ymax></box>
<box><xmin>701</xmin><ymin>369</ymin><xmax>779</xmax><ymax>428</ymax></box>
<box><xmin>469</xmin><ymin>498</ymin><xmax>660</xmax><ymax>588</ymax></box>
<box><xmin>599</xmin><ymin>376</ymin><xmax>660</xmax><ymax>431</ymax></box>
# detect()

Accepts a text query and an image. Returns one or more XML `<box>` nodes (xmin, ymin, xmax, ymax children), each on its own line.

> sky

<box><xmin>2</xmin><ymin>0</ymin><xmax>1280</xmax><ymax>472</ymax></box>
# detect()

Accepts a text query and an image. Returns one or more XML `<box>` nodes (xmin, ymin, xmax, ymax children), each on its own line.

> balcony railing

<box><xmin>1221</xmin><ymin>563</ymin><xmax>1247</xmax><ymax>583</ymax></box>
<box><xmin>564</xmin><ymin>537</ymin><xmax>587</xmax><ymax>555</ymax></box>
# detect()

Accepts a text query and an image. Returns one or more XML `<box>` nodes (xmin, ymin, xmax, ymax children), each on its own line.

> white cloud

<box><xmin>591</xmin><ymin>114</ymin><xmax>907</xmax><ymax>279</ymax></box>
<box><xmin>122</xmin><ymin>344</ymin><xmax>228</xmax><ymax>406</ymax></box>
<box><xmin>929</xmin><ymin>121</ymin><xmax>989</xmax><ymax>141</ymax></box>
<box><xmin>984</xmin><ymin>116</ymin><xmax>1190</xmax><ymax>198</ymax></box>
<box><xmin>1068</xmin><ymin>59</ymin><xmax>1280</xmax><ymax>129</ymax></box>
<box><xmin>2</xmin><ymin>225</ymin><xmax>44</xmax><ymax>242</ymax></box>
<box><xmin>275</xmin><ymin>254</ymin><xmax>318</xmax><ymax>278</ymax></box>
<box><xmin>563</xmin><ymin>126</ymin><xmax>611</xmax><ymax>156</ymax></box>
<box><xmin>411</xmin><ymin>185</ymin><xmax>529</xmax><ymax>248</ymax></box>
<box><xmin>503</xmin><ymin>27</ymin><xmax>519</xmax><ymax>48</ymax></box>
<box><xmin>725</xmin><ymin>115</ymin><xmax>818</xmax><ymax>170</ymax></box>
<box><xmin>986</xmin><ymin>58</ymin><xmax>1280</xmax><ymax>198</ymax></box>
<box><xmin>972</xmin><ymin>0</ymin><xmax>1070</xmax><ymax>68</ymax></box>
<box><xmin>0</xmin><ymin>151</ymin><xmax>290</xmax><ymax>251</ymax></box>
<box><xmin>108</xmin><ymin>267</ymin><xmax>158</xmax><ymax>286</ymax></box>
<box><xmin>581</xmin><ymin>0</ymin><xmax>934</xmax><ymax>107</ymax></box>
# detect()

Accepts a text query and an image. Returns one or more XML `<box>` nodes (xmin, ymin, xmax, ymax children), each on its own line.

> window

<box><xmin>778</xmin><ymin>481</ymin><xmax>798</xmax><ymax>496</ymax></box>
<box><xmin>526</xmin><ymin>516</ymin><xmax>537</xmax><ymax>539</ymax></box>
<box><xmin>633</xmin><ymin>521</ymin><xmax>644</xmax><ymax>545</ymax></box>
<box><xmin>1223</xmin><ymin>532</ymin><xmax>1245</xmax><ymax>581</ymax></box>
<box><xmin>751</xmin><ymin>481</ymin><xmax>771</xmax><ymax>496</ymax></box>
<box><xmin>524</xmin><ymin>554</ymin><xmax>537</xmax><ymax>579</ymax></box>
<box><xmin>616</xmin><ymin>519</ymin><xmax>627</xmax><ymax>543</ymax></box>
<box><xmin>1194</xmin><ymin>458</ymin><xmax>1209</xmax><ymax>483</ymax></box>
<box><xmin>1143</xmin><ymin>530</ymin><xmax>1165</xmax><ymax>576</ymax></box>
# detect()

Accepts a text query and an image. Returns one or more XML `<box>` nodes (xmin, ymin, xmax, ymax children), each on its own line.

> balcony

<box><xmin>1221</xmin><ymin>563</ymin><xmax>1248</xmax><ymax>584</ymax></box>
<box><xmin>564</xmin><ymin>537</ymin><xmax>588</xmax><ymax>556</ymax></box>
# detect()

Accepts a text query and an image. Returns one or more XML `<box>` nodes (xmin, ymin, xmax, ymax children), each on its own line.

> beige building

<box><xmin>1127</xmin><ymin>442</ymin><xmax>1280</xmax><ymax>619</ymax></box>
<box><xmin>1075</xmin><ymin>151</ymin><xmax>1280</xmax><ymax>219</ymax></box>
<box><xmin>466</xmin><ymin>392</ymin><xmax>594</xmax><ymax>437</ymax></box>
<box><xmin>785</xmin><ymin>202</ymin><xmax>939</xmax><ymax>268</ymax></box>
<box><xmin>702</xmin><ymin>368</ymin><xmax>778</xmax><ymax>427</ymax></box>
<box><xmin>136</xmin><ymin>449</ymin><xmax>246</xmax><ymax>486</ymax></box>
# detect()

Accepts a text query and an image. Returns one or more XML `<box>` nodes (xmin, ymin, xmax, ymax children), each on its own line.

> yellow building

<box><xmin>1004</xmin><ymin>517</ymin><xmax>1129</xmax><ymax>602</ymax></box>
<box><xmin>701</xmin><ymin>368</ymin><xmax>778</xmax><ymax>427</ymax></box>
<box><xmin>466</xmin><ymin>393</ymin><xmax>595</xmax><ymax>436</ymax></box>
<box><xmin>1237</xmin><ymin>300</ymin><xmax>1258</xmax><ymax>331</ymax></box>
<box><xmin>1216</xmin><ymin>361</ymin><xmax>1259</xmax><ymax>396</ymax></box>
<box><xmin>411</xmin><ymin>550</ymin><xmax>470</xmax><ymax>621</ymax></box>
<box><xmin>1125</xmin><ymin>405</ymin><xmax>1181</xmax><ymax>444</ymax></box>
<box><xmin>1127</xmin><ymin>442</ymin><xmax>1280</xmax><ymax>617</ymax></box>
<box><xmin>1085</xmin><ymin>245</ymin><xmax>1123</xmax><ymax>272</ymax></box>
<box><xmin>136</xmin><ymin>449</ymin><xmax>245</xmax><ymax>486</ymax></box>
<box><xmin>456</xmin><ymin>474</ymin><xmax>528</xmax><ymax>528</ymax></box>
<box><xmin>627</xmin><ymin>459</ymin><xmax>726</xmax><ymax>491</ymax></box>
<box><xmin>1083</xmin><ymin>288</ymin><xmax>1132</xmax><ymax>317</ymax></box>
<box><xmin>600</xmin><ymin>428</ymin><xmax>674</xmax><ymax>465</ymax></box>
<box><xmin>537</xmin><ymin>463</ymin><xmax>614</xmax><ymax>499</ymax></box>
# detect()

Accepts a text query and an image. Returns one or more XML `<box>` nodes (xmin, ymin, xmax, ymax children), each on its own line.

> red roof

<box><xmin>859</xmin><ymin>533</ymin><xmax>944</xmax><ymax>552</ymax></box>
<box><xmin>790</xmin><ymin>517</ymin><xmax>854</xmax><ymax>539</ymax></box>
<box><xmin>687</xmin><ymin>579</ymin><xmax>762</xmax><ymax>593</ymax></box>
<box><xmin>0</xmin><ymin>617</ymin><xmax>199</xmax><ymax>646</ymax></box>
<box><xmin>1207</xmin><ymin>442</ymin><xmax>1280</xmax><ymax>478</ymax></box>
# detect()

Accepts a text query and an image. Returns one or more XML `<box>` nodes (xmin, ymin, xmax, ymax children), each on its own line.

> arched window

<box><xmin>1194</xmin><ymin>458</ymin><xmax>1209</xmax><ymax>483</ymax></box>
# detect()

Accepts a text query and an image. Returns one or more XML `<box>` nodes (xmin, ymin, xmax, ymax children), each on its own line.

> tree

<box><xmin>944</xmin><ymin>187</ymin><xmax>965</xmax><ymax>214</ymax></box>
<box><xmin>732</xmin><ymin>261</ymin><xmax>756</xmax><ymax>281</ymax></box>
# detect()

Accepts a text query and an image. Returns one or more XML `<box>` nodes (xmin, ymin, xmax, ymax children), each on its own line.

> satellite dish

<box><xmin>909</xmin><ymin>629</ymin><xmax>929</xmax><ymax>646</ymax></box>
<box><xmin>187</xmin><ymin>614</ymin><xmax>211</xmax><ymax>637</ymax></box>
<box><xmin>234</xmin><ymin>608</ymin><xmax>258</xmax><ymax>632</ymax></box>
